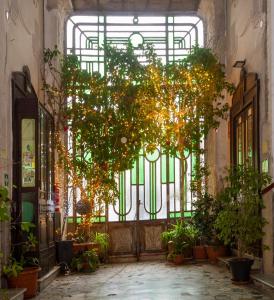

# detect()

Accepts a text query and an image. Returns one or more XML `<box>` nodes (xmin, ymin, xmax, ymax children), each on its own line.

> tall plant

<box><xmin>214</xmin><ymin>165</ymin><xmax>271</xmax><ymax>257</ymax></box>
<box><xmin>43</xmin><ymin>44</ymin><xmax>233</xmax><ymax>222</ymax></box>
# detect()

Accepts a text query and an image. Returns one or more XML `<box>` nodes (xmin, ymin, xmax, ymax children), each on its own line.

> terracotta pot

<box><xmin>173</xmin><ymin>254</ymin><xmax>184</xmax><ymax>265</ymax></box>
<box><xmin>193</xmin><ymin>245</ymin><xmax>207</xmax><ymax>260</ymax></box>
<box><xmin>205</xmin><ymin>245</ymin><xmax>226</xmax><ymax>262</ymax></box>
<box><xmin>7</xmin><ymin>267</ymin><xmax>41</xmax><ymax>299</ymax></box>
<box><xmin>73</xmin><ymin>242</ymin><xmax>99</xmax><ymax>255</ymax></box>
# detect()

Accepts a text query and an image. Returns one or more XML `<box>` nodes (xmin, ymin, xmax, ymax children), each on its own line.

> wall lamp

<box><xmin>233</xmin><ymin>60</ymin><xmax>246</xmax><ymax>68</ymax></box>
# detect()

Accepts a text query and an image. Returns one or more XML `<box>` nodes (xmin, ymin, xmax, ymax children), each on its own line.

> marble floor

<box><xmin>34</xmin><ymin>262</ymin><xmax>273</xmax><ymax>300</ymax></box>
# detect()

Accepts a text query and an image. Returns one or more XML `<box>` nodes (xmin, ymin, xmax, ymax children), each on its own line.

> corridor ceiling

<box><xmin>71</xmin><ymin>0</ymin><xmax>201</xmax><ymax>13</ymax></box>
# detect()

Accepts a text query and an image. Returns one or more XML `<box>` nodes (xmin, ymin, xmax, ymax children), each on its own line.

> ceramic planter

<box><xmin>7</xmin><ymin>267</ymin><xmax>41</xmax><ymax>299</ymax></box>
<box><xmin>173</xmin><ymin>254</ymin><xmax>184</xmax><ymax>265</ymax></box>
<box><xmin>73</xmin><ymin>242</ymin><xmax>99</xmax><ymax>255</ymax></box>
<box><xmin>193</xmin><ymin>245</ymin><xmax>207</xmax><ymax>260</ymax></box>
<box><xmin>56</xmin><ymin>240</ymin><xmax>73</xmax><ymax>265</ymax></box>
<box><xmin>205</xmin><ymin>245</ymin><xmax>226</xmax><ymax>262</ymax></box>
<box><xmin>229</xmin><ymin>258</ymin><xmax>254</xmax><ymax>282</ymax></box>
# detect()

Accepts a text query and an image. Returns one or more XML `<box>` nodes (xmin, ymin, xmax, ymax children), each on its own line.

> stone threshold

<box><xmin>109</xmin><ymin>253</ymin><xmax>166</xmax><ymax>263</ymax></box>
<box><xmin>38</xmin><ymin>266</ymin><xmax>60</xmax><ymax>292</ymax></box>
<box><xmin>251</xmin><ymin>273</ymin><xmax>274</xmax><ymax>290</ymax></box>
<box><xmin>0</xmin><ymin>288</ymin><xmax>26</xmax><ymax>300</ymax></box>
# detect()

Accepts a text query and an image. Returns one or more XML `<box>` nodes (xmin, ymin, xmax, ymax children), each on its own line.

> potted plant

<box><xmin>192</xmin><ymin>191</ymin><xmax>226</xmax><ymax>261</ymax></box>
<box><xmin>71</xmin><ymin>249</ymin><xmax>99</xmax><ymax>273</ymax></box>
<box><xmin>71</xmin><ymin>224</ymin><xmax>99</xmax><ymax>255</ymax></box>
<box><xmin>91</xmin><ymin>232</ymin><xmax>109</xmax><ymax>262</ymax></box>
<box><xmin>3</xmin><ymin>222</ymin><xmax>40</xmax><ymax>299</ymax></box>
<box><xmin>192</xmin><ymin>192</ymin><xmax>214</xmax><ymax>259</ymax></box>
<box><xmin>162</xmin><ymin>220</ymin><xmax>197</xmax><ymax>265</ymax></box>
<box><xmin>215</xmin><ymin>164</ymin><xmax>271</xmax><ymax>282</ymax></box>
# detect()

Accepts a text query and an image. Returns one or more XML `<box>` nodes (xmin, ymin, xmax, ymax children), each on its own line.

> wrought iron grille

<box><xmin>66</xmin><ymin>15</ymin><xmax>204</xmax><ymax>223</ymax></box>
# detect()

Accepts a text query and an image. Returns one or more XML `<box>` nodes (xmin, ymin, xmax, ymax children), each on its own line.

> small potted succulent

<box><xmin>215</xmin><ymin>165</ymin><xmax>271</xmax><ymax>282</ymax></box>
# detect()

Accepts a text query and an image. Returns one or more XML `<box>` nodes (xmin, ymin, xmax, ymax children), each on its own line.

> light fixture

<box><xmin>233</xmin><ymin>60</ymin><xmax>246</xmax><ymax>68</ymax></box>
<box><xmin>5</xmin><ymin>9</ymin><xmax>10</xmax><ymax>21</ymax></box>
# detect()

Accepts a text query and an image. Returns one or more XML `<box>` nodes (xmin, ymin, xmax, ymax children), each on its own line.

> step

<box><xmin>139</xmin><ymin>252</ymin><xmax>166</xmax><ymax>261</ymax></box>
<box><xmin>109</xmin><ymin>252</ymin><xmax>166</xmax><ymax>263</ymax></box>
<box><xmin>38</xmin><ymin>266</ymin><xmax>60</xmax><ymax>292</ymax></box>
<box><xmin>251</xmin><ymin>273</ymin><xmax>274</xmax><ymax>291</ymax></box>
<box><xmin>0</xmin><ymin>288</ymin><xmax>26</xmax><ymax>300</ymax></box>
<box><xmin>108</xmin><ymin>254</ymin><xmax>137</xmax><ymax>263</ymax></box>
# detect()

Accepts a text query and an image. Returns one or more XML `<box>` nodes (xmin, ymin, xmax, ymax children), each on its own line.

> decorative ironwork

<box><xmin>66</xmin><ymin>14</ymin><xmax>204</xmax><ymax>223</ymax></box>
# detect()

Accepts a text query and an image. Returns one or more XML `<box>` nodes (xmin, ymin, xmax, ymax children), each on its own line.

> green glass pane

<box><xmin>150</xmin><ymin>163</ymin><xmax>157</xmax><ymax>220</ymax></box>
<box><xmin>146</xmin><ymin>148</ymin><xmax>160</xmax><ymax>162</ymax></box>
<box><xmin>169</xmin><ymin>157</ymin><xmax>175</xmax><ymax>183</ymax></box>
<box><xmin>67</xmin><ymin>217</ymin><xmax>73</xmax><ymax>223</ymax></box>
<box><xmin>161</xmin><ymin>155</ymin><xmax>167</xmax><ymax>183</ymax></box>
<box><xmin>139</xmin><ymin>157</ymin><xmax>144</xmax><ymax>185</ymax></box>
<box><xmin>92</xmin><ymin>216</ymin><xmax>106</xmax><ymax>223</ymax></box>
<box><xmin>131</xmin><ymin>161</ymin><xmax>137</xmax><ymax>184</ymax></box>
<box><xmin>192</xmin><ymin>154</ymin><xmax>197</xmax><ymax>176</ymax></box>
<box><xmin>22</xmin><ymin>201</ymin><xmax>34</xmax><ymax>223</ymax></box>
<box><xmin>184</xmin><ymin>212</ymin><xmax>192</xmax><ymax>217</ymax></box>
<box><xmin>119</xmin><ymin>172</ymin><xmax>125</xmax><ymax>221</ymax></box>
<box><xmin>184</xmin><ymin>161</ymin><xmax>187</xmax><ymax>210</ymax></box>
<box><xmin>169</xmin><ymin>211</ymin><xmax>192</xmax><ymax>218</ymax></box>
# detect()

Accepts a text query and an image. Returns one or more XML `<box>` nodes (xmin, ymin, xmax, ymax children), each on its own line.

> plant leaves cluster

<box><xmin>214</xmin><ymin>165</ymin><xmax>271</xmax><ymax>257</ymax></box>
<box><xmin>43</xmin><ymin>43</ymin><xmax>234</xmax><ymax>219</ymax></box>
<box><xmin>161</xmin><ymin>220</ymin><xmax>198</xmax><ymax>254</ymax></box>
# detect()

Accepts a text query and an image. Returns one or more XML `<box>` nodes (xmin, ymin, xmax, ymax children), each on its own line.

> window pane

<box><xmin>21</xmin><ymin>119</ymin><xmax>36</xmax><ymax>187</ymax></box>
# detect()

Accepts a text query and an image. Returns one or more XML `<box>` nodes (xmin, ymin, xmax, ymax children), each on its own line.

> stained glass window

<box><xmin>66</xmin><ymin>15</ymin><xmax>204</xmax><ymax>222</ymax></box>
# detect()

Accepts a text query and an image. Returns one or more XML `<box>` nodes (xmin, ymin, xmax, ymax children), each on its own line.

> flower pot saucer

<box><xmin>231</xmin><ymin>278</ymin><xmax>252</xmax><ymax>285</ymax></box>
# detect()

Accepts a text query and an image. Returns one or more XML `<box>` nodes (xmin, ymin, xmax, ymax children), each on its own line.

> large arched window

<box><xmin>66</xmin><ymin>15</ymin><xmax>204</xmax><ymax>224</ymax></box>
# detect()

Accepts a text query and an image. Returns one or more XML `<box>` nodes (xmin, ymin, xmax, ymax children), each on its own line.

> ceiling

<box><xmin>71</xmin><ymin>0</ymin><xmax>201</xmax><ymax>14</ymax></box>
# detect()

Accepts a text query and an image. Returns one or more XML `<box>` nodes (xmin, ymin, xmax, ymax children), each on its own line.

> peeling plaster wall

<box><xmin>0</xmin><ymin>0</ymin><xmax>44</xmax><ymax>285</ymax></box>
<box><xmin>198</xmin><ymin>0</ymin><xmax>228</xmax><ymax>196</ymax></box>
<box><xmin>199</xmin><ymin>0</ymin><xmax>273</xmax><ymax>273</ymax></box>
<box><xmin>0</xmin><ymin>0</ymin><xmax>71</xmax><ymax>285</ymax></box>
<box><xmin>224</xmin><ymin>0</ymin><xmax>272</xmax><ymax>275</ymax></box>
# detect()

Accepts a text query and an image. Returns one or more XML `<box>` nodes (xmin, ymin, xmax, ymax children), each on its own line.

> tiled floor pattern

<box><xmin>34</xmin><ymin>262</ymin><xmax>273</xmax><ymax>300</ymax></box>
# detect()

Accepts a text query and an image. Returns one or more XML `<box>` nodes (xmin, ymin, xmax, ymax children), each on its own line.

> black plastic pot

<box><xmin>228</xmin><ymin>258</ymin><xmax>254</xmax><ymax>282</ymax></box>
<box><xmin>56</xmin><ymin>240</ymin><xmax>73</xmax><ymax>269</ymax></box>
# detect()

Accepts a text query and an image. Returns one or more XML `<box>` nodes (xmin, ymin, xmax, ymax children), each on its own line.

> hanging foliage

<box><xmin>43</xmin><ymin>43</ymin><xmax>233</xmax><ymax>221</ymax></box>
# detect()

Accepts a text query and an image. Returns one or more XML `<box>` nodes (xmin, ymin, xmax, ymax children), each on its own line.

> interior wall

<box><xmin>198</xmin><ymin>0</ymin><xmax>228</xmax><ymax>196</ymax></box>
<box><xmin>0</xmin><ymin>0</ymin><xmax>44</xmax><ymax>283</ymax></box>
<box><xmin>0</xmin><ymin>0</ymin><xmax>71</xmax><ymax>284</ymax></box>
<box><xmin>199</xmin><ymin>0</ymin><xmax>273</xmax><ymax>273</ymax></box>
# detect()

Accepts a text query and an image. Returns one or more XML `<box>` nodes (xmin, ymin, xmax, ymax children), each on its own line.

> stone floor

<box><xmin>34</xmin><ymin>262</ymin><xmax>273</xmax><ymax>300</ymax></box>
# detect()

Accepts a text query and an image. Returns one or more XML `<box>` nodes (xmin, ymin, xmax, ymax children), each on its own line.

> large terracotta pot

<box><xmin>173</xmin><ymin>254</ymin><xmax>184</xmax><ymax>265</ymax></box>
<box><xmin>205</xmin><ymin>245</ymin><xmax>226</xmax><ymax>262</ymax></box>
<box><xmin>73</xmin><ymin>242</ymin><xmax>99</xmax><ymax>255</ymax></box>
<box><xmin>193</xmin><ymin>245</ymin><xmax>207</xmax><ymax>260</ymax></box>
<box><xmin>7</xmin><ymin>267</ymin><xmax>41</xmax><ymax>299</ymax></box>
